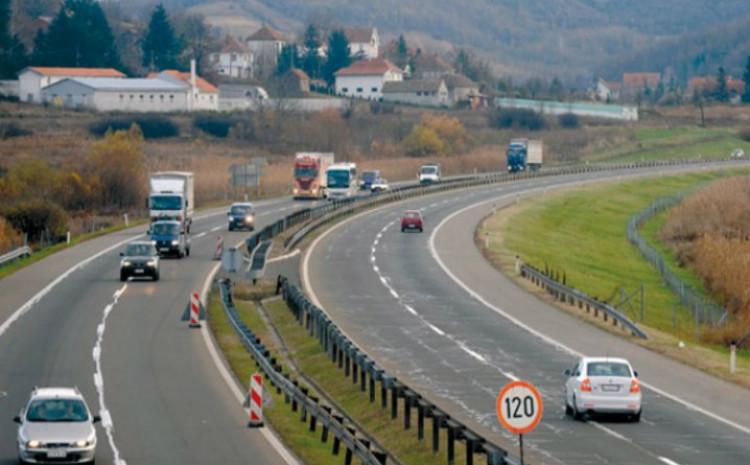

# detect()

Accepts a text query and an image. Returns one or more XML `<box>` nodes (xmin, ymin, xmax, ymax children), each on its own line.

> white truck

<box><xmin>527</xmin><ymin>140</ymin><xmax>543</xmax><ymax>171</ymax></box>
<box><xmin>418</xmin><ymin>163</ymin><xmax>441</xmax><ymax>184</ymax></box>
<box><xmin>149</xmin><ymin>171</ymin><xmax>194</xmax><ymax>232</ymax></box>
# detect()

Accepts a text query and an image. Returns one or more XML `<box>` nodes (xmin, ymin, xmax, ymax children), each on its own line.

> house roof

<box><xmin>220</xmin><ymin>36</ymin><xmax>250</xmax><ymax>54</ymax></box>
<box><xmin>690</xmin><ymin>76</ymin><xmax>745</xmax><ymax>94</ymax></box>
<box><xmin>344</xmin><ymin>27</ymin><xmax>376</xmax><ymax>44</ymax></box>
<box><xmin>336</xmin><ymin>58</ymin><xmax>401</xmax><ymax>77</ymax></box>
<box><xmin>44</xmin><ymin>77</ymin><xmax>187</xmax><ymax>92</ymax></box>
<box><xmin>382</xmin><ymin>79</ymin><xmax>445</xmax><ymax>93</ymax></box>
<box><xmin>622</xmin><ymin>72</ymin><xmax>661</xmax><ymax>88</ymax></box>
<box><xmin>599</xmin><ymin>79</ymin><xmax>622</xmax><ymax>90</ymax></box>
<box><xmin>247</xmin><ymin>25</ymin><xmax>285</xmax><ymax>42</ymax></box>
<box><xmin>23</xmin><ymin>67</ymin><xmax>126</xmax><ymax>78</ymax></box>
<box><xmin>414</xmin><ymin>53</ymin><xmax>452</xmax><ymax>74</ymax></box>
<box><xmin>442</xmin><ymin>73</ymin><xmax>477</xmax><ymax>90</ymax></box>
<box><xmin>288</xmin><ymin>68</ymin><xmax>310</xmax><ymax>81</ymax></box>
<box><xmin>148</xmin><ymin>70</ymin><xmax>219</xmax><ymax>93</ymax></box>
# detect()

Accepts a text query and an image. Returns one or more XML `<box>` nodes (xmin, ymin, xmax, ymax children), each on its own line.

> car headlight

<box><xmin>293</xmin><ymin>188</ymin><xmax>299</xmax><ymax>194</ymax></box>
<box><xmin>245</xmin><ymin>215</ymin><xmax>254</xmax><ymax>223</ymax></box>
<box><xmin>171</xmin><ymin>240</ymin><xmax>179</xmax><ymax>246</ymax></box>
<box><xmin>146</xmin><ymin>260</ymin><xmax>157</xmax><ymax>267</ymax></box>
<box><xmin>27</xmin><ymin>440</ymin><xmax>41</xmax><ymax>449</ymax></box>
<box><xmin>122</xmin><ymin>261</ymin><xmax>132</xmax><ymax>267</ymax></box>
<box><xmin>74</xmin><ymin>440</ymin><xmax>88</xmax><ymax>448</ymax></box>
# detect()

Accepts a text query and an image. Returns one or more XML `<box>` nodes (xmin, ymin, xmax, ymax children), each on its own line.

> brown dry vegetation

<box><xmin>662</xmin><ymin>176</ymin><xmax>750</xmax><ymax>343</ymax></box>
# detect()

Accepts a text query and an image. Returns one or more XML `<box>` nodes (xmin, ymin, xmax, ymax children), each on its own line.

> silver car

<box><xmin>15</xmin><ymin>387</ymin><xmax>99</xmax><ymax>464</ymax></box>
<box><xmin>564</xmin><ymin>356</ymin><xmax>642</xmax><ymax>422</ymax></box>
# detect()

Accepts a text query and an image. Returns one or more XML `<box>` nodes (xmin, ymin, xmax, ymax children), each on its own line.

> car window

<box><xmin>405</xmin><ymin>212</ymin><xmax>421</xmax><ymax>219</ymax></box>
<box><xmin>231</xmin><ymin>206</ymin><xmax>251</xmax><ymax>215</ymax></box>
<box><xmin>586</xmin><ymin>362</ymin><xmax>632</xmax><ymax>377</ymax></box>
<box><xmin>26</xmin><ymin>398</ymin><xmax>89</xmax><ymax>422</ymax></box>
<box><xmin>420</xmin><ymin>166</ymin><xmax>437</xmax><ymax>174</ymax></box>
<box><xmin>125</xmin><ymin>244</ymin><xmax>154</xmax><ymax>256</ymax></box>
<box><xmin>151</xmin><ymin>223</ymin><xmax>179</xmax><ymax>235</ymax></box>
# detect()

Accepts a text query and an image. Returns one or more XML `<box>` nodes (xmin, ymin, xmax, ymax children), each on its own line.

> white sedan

<box><xmin>564</xmin><ymin>357</ymin><xmax>642</xmax><ymax>422</ymax></box>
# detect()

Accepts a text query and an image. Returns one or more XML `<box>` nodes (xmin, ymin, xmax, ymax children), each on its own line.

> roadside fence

<box><xmin>627</xmin><ymin>195</ymin><xmax>728</xmax><ymax>326</ymax></box>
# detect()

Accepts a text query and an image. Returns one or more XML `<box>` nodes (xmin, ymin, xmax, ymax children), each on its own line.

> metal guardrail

<box><xmin>627</xmin><ymin>195</ymin><xmax>728</xmax><ymax>326</ymax></box>
<box><xmin>218</xmin><ymin>279</ymin><xmax>390</xmax><ymax>465</ymax></box>
<box><xmin>278</xmin><ymin>276</ymin><xmax>512</xmax><ymax>465</ymax></box>
<box><xmin>520</xmin><ymin>264</ymin><xmax>648</xmax><ymax>339</ymax></box>
<box><xmin>0</xmin><ymin>245</ymin><xmax>31</xmax><ymax>267</ymax></box>
<box><xmin>248</xmin><ymin>241</ymin><xmax>272</xmax><ymax>281</ymax></box>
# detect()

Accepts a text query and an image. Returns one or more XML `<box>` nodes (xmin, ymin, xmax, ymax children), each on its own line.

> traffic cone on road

<box><xmin>181</xmin><ymin>291</ymin><xmax>206</xmax><ymax>328</ymax></box>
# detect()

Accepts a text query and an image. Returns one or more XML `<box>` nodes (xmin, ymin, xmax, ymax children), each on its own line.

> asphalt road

<box><xmin>304</xmin><ymin>163</ymin><xmax>750</xmax><ymax>465</ymax></box>
<box><xmin>0</xmin><ymin>197</ymin><xmax>312</xmax><ymax>465</ymax></box>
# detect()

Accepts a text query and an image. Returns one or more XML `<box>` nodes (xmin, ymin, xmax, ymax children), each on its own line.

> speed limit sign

<box><xmin>496</xmin><ymin>380</ymin><xmax>543</xmax><ymax>434</ymax></box>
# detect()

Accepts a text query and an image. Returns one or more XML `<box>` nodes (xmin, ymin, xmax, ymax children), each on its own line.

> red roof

<box><xmin>25</xmin><ymin>67</ymin><xmax>125</xmax><ymax>77</ymax></box>
<box><xmin>220</xmin><ymin>36</ymin><xmax>249</xmax><ymax>54</ymax></box>
<box><xmin>690</xmin><ymin>76</ymin><xmax>745</xmax><ymax>94</ymax></box>
<box><xmin>622</xmin><ymin>72</ymin><xmax>661</xmax><ymax>88</ymax></box>
<box><xmin>289</xmin><ymin>68</ymin><xmax>310</xmax><ymax>81</ymax></box>
<box><xmin>148</xmin><ymin>70</ymin><xmax>219</xmax><ymax>93</ymax></box>
<box><xmin>336</xmin><ymin>58</ymin><xmax>401</xmax><ymax>77</ymax></box>
<box><xmin>247</xmin><ymin>25</ymin><xmax>285</xmax><ymax>42</ymax></box>
<box><xmin>344</xmin><ymin>27</ymin><xmax>376</xmax><ymax>44</ymax></box>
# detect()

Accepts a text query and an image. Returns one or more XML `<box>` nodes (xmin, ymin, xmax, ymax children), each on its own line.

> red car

<box><xmin>401</xmin><ymin>210</ymin><xmax>424</xmax><ymax>233</ymax></box>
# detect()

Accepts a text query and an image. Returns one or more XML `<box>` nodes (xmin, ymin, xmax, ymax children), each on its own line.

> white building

<box><xmin>596</xmin><ymin>78</ymin><xmax>622</xmax><ymax>102</ymax></box>
<box><xmin>335</xmin><ymin>58</ymin><xmax>402</xmax><ymax>100</ymax></box>
<box><xmin>18</xmin><ymin>67</ymin><xmax>125</xmax><ymax>103</ymax></box>
<box><xmin>247</xmin><ymin>25</ymin><xmax>286</xmax><ymax>78</ymax></box>
<box><xmin>210</xmin><ymin>36</ymin><xmax>255</xmax><ymax>79</ymax></box>
<box><xmin>148</xmin><ymin>63</ymin><xmax>219</xmax><ymax>111</ymax></box>
<box><xmin>382</xmin><ymin>79</ymin><xmax>449</xmax><ymax>107</ymax></box>
<box><xmin>41</xmin><ymin>78</ymin><xmax>189</xmax><ymax>112</ymax></box>
<box><xmin>344</xmin><ymin>27</ymin><xmax>379</xmax><ymax>60</ymax></box>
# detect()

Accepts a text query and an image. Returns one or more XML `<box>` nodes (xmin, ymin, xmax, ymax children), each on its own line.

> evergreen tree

<box><xmin>0</xmin><ymin>0</ymin><xmax>28</xmax><ymax>78</ymax></box>
<box><xmin>395</xmin><ymin>34</ymin><xmax>408</xmax><ymax>68</ymax></box>
<box><xmin>716</xmin><ymin>66</ymin><xmax>729</xmax><ymax>102</ymax></box>
<box><xmin>301</xmin><ymin>24</ymin><xmax>321</xmax><ymax>79</ymax></box>
<box><xmin>142</xmin><ymin>4</ymin><xmax>182</xmax><ymax>70</ymax></box>
<box><xmin>276</xmin><ymin>43</ymin><xmax>298</xmax><ymax>76</ymax></box>
<box><xmin>31</xmin><ymin>0</ymin><xmax>120</xmax><ymax>68</ymax></box>
<box><xmin>742</xmin><ymin>56</ymin><xmax>750</xmax><ymax>104</ymax></box>
<box><xmin>323</xmin><ymin>29</ymin><xmax>350</xmax><ymax>86</ymax></box>
<box><xmin>0</xmin><ymin>0</ymin><xmax>9</xmax><ymax>48</ymax></box>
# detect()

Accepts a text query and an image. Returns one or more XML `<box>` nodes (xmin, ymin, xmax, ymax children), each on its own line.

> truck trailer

<box><xmin>506</xmin><ymin>139</ymin><xmax>543</xmax><ymax>173</ymax></box>
<box><xmin>149</xmin><ymin>171</ymin><xmax>194</xmax><ymax>232</ymax></box>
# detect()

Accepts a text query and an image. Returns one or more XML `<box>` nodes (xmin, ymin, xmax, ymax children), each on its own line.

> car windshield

<box><xmin>151</xmin><ymin>223</ymin><xmax>179</xmax><ymax>236</ymax></box>
<box><xmin>327</xmin><ymin>170</ymin><xmax>351</xmax><ymax>188</ymax></box>
<box><xmin>294</xmin><ymin>167</ymin><xmax>317</xmax><ymax>178</ymax></box>
<box><xmin>125</xmin><ymin>244</ymin><xmax>154</xmax><ymax>256</ymax></box>
<box><xmin>404</xmin><ymin>212</ymin><xmax>420</xmax><ymax>219</ymax></box>
<box><xmin>420</xmin><ymin>166</ymin><xmax>437</xmax><ymax>175</ymax></box>
<box><xmin>26</xmin><ymin>398</ymin><xmax>89</xmax><ymax>422</ymax></box>
<box><xmin>149</xmin><ymin>195</ymin><xmax>182</xmax><ymax>210</ymax></box>
<box><xmin>362</xmin><ymin>171</ymin><xmax>378</xmax><ymax>182</ymax></box>
<box><xmin>231</xmin><ymin>206</ymin><xmax>252</xmax><ymax>215</ymax></box>
<box><xmin>587</xmin><ymin>362</ymin><xmax>632</xmax><ymax>377</ymax></box>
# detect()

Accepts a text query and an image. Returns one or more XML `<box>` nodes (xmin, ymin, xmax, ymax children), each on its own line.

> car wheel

<box><xmin>19</xmin><ymin>456</ymin><xmax>27</xmax><ymax>465</ymax></box>
<box><xmin>565</xmin><ymin>402</ymin><xmax>574</xmax><ymax>416</ymax></box>
<box><xmin>153</xmin><ymin>271</ymin><xmax>160</xmax><ymax>282</ymax></box>
<box><xmin>631</xmin><ymin>410</ymin><xmax>641</xmax><ymax>423</ymax></box>
<box><xmin>120</xmin><ymin>271</ymin><xmax>127</xmax><ymax>282</ymax></box>
<box><xmin>228</xmin><ymin>224</ymin><xmax>233</xmax><ymax>231</ymax></box>
<box><xmin>401</xmin><ymin>227</ymin><xmax>405</xmax><ymax>233</ymax></box>
<box><xmin>572</xmin><ymin>396</ymin><xmax>584</xmax><ymax>421</ymax></box>
<box><xmin>186</xmin><ymin>247</ymin><xmax>190</xmax><ymax>257</ymax></box>
<box><xmin>418</xmin><ymin>227</ymin><xmax>423</xmax><ymax>233</ymax></box>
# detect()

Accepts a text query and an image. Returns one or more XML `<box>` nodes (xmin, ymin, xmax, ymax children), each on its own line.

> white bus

<box><xmin>325</xmin><ymin>163</ymin><xmax>358</xmax><ymax>200</ymax></box>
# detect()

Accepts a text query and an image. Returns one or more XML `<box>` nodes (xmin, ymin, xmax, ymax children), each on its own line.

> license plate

<box><xmin>134</xmin><ymin>269</ymin><xmax>145</xmax><ymax>274</ymax></box>
<box><xmin>47</xmin><ymin>449</ymin><xmax>67</xmax><ymax>459</ymax></box>
<box><xmin>160</xmin><ymin>248</ymin><xmax>169</xmax><ymax>252</ymax></box>
<box><xmin>601</xmin><ymin>385</ymin><xmax>620</xmax><ymax>392</ymax></box>
<box><xmin>408</xmin><ymin>224</ymin><xmax>416</xmax><ymax>228</ymax></box>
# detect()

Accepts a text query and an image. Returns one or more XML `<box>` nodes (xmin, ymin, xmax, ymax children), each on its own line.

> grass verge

<box><xmin>479</xmin><ymin>169</ymin><xmax>750</xmax><ymax>387</ymax></box>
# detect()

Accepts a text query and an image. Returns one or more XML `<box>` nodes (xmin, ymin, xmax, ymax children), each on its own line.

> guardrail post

<box><xmin>344</xmin><ymin>348</ymin><xmax>351</xmax><ymax>377</ymax></box>
<box><xmin>404</xmin><ymin>391</ymin><xmax>416</xmax><ymax>430</ymax></box>
<box><xmin>300</xmin><ymin>387</ymin><xmax>308</xmax><ymax>422</ymax></box>
<box><xmin>352</xmin><ymin>351</ymin><xmax>359</xmax><ymax>385</ymax></box>
<box><xmin>446</xmin><ymin>421</ymin><xmax>460</xmax><ymax>465</ymax></box>
<box><xmin>360</xmin><ymin>358</ymin><xmax>368</xmax><ymax>392</ymax></box>
<box><xmin>332</xmin><ymin>415</ymin><xmax>344</xmax><ymax>455</ymax></box>
<box><xmin>390</xmin><ymin>382</ymin><xmax>402</xmax><ymax>419</ymax></box>
<box><xmin>372</xmin><ymin>450</ymin><xmax>387</xmax><ymax>464</ymax></box>
<box><xmin>291</xmin><ymin>381</ymin><xmax>299</xmax><ymax>411</ymax></box>
<box><xmin>309</xmin><ymin>396</ymin><xmax>318</xmax><ymax>432</ymax></box>
<box><xmin>381</xmin><ymin>375</ymin><xmax>390</xmax><ymax>409</ymax></box>
<box><xmin>432</xmin><ymin>411</ymin><xmax>445</xmax><ymax>452</ymax></box>
<box><xmin>417</xmin><ymin>400</ymin><xmax>429</xmax><ymax>440</ymax></box>
<box><xmin>321</xmin><ymin>406</ymin><xmax>331</xmax><ymax>442</ymax></box>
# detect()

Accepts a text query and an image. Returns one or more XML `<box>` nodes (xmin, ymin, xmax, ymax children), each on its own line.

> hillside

<box><xmin>118</xmin><ymin>0</ymin><xmax>750</xmax><ymax>80</ymax></box>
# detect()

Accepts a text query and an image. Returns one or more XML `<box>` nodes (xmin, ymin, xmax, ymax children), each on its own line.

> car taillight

<box><xmin>630</xmin><ymin>379</ymin><xmax>640</xmax><ymax>394</ymax></box>
<box><xmin>580</xmin><ymin>378</ymin><xmax>592</xmax><ymax>392</ymax></box>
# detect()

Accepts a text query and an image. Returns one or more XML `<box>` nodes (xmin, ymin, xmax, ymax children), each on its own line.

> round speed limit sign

<box><xmin>496</xmin><ymin>380</ymin><xmax>544</xmax><ymax>435</ymax></box>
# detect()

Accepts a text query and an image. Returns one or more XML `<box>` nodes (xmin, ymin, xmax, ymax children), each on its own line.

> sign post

<box><xmin>496</xmin><ymin>380</ymin><xmax>543</xmax><ymax>465</ymax></box>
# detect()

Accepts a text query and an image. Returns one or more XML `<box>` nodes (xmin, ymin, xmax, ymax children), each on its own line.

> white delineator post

<box><xmin>213</xmin><ymin>236</ymin><xmax>224</xmax><ymax>261</ymax></box>
<box><xmin>189</xmin><ymin>292</ymin><xmax>201</xmax><ymax>328</ymax></box>
<box><xmin>248</xmin><ymin>373</ymin><xmax>263</xmax><ymax>427</ymax></box>
<box><xmin>730</xmin><ymin>342</ymin><xmax>737</xmax><ymax>375</ymax></box>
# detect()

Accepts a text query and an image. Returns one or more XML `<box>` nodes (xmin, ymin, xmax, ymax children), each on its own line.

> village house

<box><xmin>247</xmin><ymin>25</ymin><xmax>286</xmax><ymax>77</ymax></box>
<box><xmin>382</xmin><ymin>79</ymin><xmax>449</xmax><ymax>107</ymax></box>
<box><xmin>596</xmin><ymin>78</ymin><xmax>622</xmax><ymax>101</ymax></box>
<box><xmin>275</xmin><ymin>68</ymin><xmax>310</xmax><ymax>96</ymax></box>
<box><xmin>412</xmin><ymin>53</ymin><xmax>453</xmax><ymax>79</ymax></box>
<box><xmin>209</xmin><ymin>36</ymin><xmax>255</xmax><ymax>80</ymax></box>
<box><xmin>688</xmin><ymin>76</ymin><xmax>746</xmax><ymax>100</ymax></box>
<box><xmin>621</xmin><ymin>72</ymin><xmax>661</xmax><ymax>100</ymax></box>
<box><xmin>148</xmin><ymin>64</ymin><xmax>219</xmax><ymax>111</ymax></box>
<box><xmin>18</xmin><ymin>67</ymin><xmax>125</xmax><ymax>103</ymax></box>
<box><xmin>41</xmin><ymin>78</ymin><xmax>189</xmax><ymax>112</ymax></box>
<box><xmin>443</xmin><ymin>73</ymin><xmax>481</xmax><ymax>107</ymax></box>
<box><xmin>344</xmin><ymin>27</ymin><xmax>379</xmax><ymax>60</ymax></box>
<box><xmin>335</xmin><ymin>58</ymin><xmax>403</xmax><ymax>100</ymax></box>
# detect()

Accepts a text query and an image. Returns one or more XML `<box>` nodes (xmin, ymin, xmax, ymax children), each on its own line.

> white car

<box><xmin>15</xmin><ymin>387</ymin><xmax>99</xmax><ymax>464</ymax></box>
<box><xmin>564</xmin><ymin>357</ymin><xmax>642</xmax><ymax>422</ymax></box>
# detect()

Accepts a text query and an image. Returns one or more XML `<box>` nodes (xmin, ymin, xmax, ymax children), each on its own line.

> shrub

<box><xmin>738</xmin><ymin>128</ymin><xmax>750</xmax><ymax>142</ymax></box>
<box><xmin>488</xmin><ymin>108</ymin><xmax>546</xmax><ymax>131</ymax></box>
<box><xmin>89</xmin><ymin>116</ymin><xmax>179</xmax><ymax>139</ymax></box>
<box><xmin>0</xmin><ymin>122</ymin><xmax>32</xmax><ymax>139</ymax></box>
<box><xmin>0</xmin><ymin>216</ymin><xmax>23</xmax><ymax>253</ymax></box>
<box><xmin>193</xmin><ymin>115</ymin><xmax>238</xmax><ymax>138</ymax></box>
<box><xmin>558</xmin><ymin>113</ymin><xmax>579</xmax><ymax>129</ymax></box>
<box><xmin>421</xmin><ymin>114</ymin><xmax>470</xmax><ymax>154</ymax></box>
<box><xmin>2</xmin><ymin>200</ymin><xmax>69</xmax><ymax>242</ymax></box>
<box><xmin>402</xmin><ymin>125</ymin><xmax>444</xmax><ymax>157</ymax></box>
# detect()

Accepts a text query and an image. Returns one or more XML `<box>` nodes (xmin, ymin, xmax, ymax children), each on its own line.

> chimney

<box><xmin>190</xmin><ymin>58</ymin><xmax>197</xmax><ymax>92</ymax></box>
<box><xmin>189</xmin><ymin>58</ymin><xmax>197</xmax><ymax>112</ymax></box>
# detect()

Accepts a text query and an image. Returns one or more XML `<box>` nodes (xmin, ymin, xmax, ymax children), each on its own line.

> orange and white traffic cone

<box><xmin>243</xmin><ymin>373</ymin><xmax>264</xmax><ymax>427</ymax></box>
<box><xmin>181</xmin><ymin>291</ymin><xmax>206</xmax><ymax>328</ymax></box>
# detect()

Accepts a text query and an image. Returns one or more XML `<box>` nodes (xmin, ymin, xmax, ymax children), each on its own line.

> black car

<box><xmin>227</xmin><ymin>202</ymin><xmax>256</xmax><ymax>231</ymax></box>
<box><xmin>120</xmin><ymin>241</ymin><xmax>160</xmax><ymax>281</ymax></box>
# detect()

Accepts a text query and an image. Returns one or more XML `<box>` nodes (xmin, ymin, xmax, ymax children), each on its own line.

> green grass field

<box><xmin>491</xmin><ymin>171</ymin><xmax>742</xmax><ymax>335</ymax></box>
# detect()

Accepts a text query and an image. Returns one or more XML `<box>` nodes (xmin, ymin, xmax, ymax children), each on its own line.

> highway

<box><xmin>304</xmin><ymin>163</ymin><xmax>750</xmax><ymax>465</ymax></box>
<box><xmin>0</xmin><ymin>197</ymin><xmax>310</xmax><ymax>465</ymax></box>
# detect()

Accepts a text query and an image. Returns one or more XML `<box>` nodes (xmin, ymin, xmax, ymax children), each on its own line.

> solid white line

<box><xmin>0</xmin><ymin>233</ymin><xmax>144</xmax><ymax>340</ymax></box>
<box><xmin>92</xmin><ymin>283</ymin><xmax>128</xmax><ymax>465</ymax></box>
<box><xmin>199</xmin><ymin>245</ymin><xmax>301</xmax><ymax>465</ymax></box>
<box><xmin>428</xmin><ymin>191</ymin><xmax>750</xmax><ymax>436</ymax></box>
<box><xmin>658</xmin><ymin>457</ymin><xmax>682</xmax><ymax>465</ymax></box>
<box><xmin>267</xmin><ymin>249</ymin><xmax>301</xmax><ymax>264</ymax></box>
<box><xmin>427</xmin><ymin>323</ymin><xmax>445</xmax><ymax>336</ymax></box>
